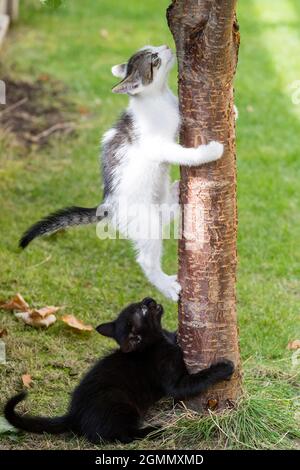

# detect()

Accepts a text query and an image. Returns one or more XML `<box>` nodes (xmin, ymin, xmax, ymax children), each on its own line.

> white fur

<box><xmin>111</xmin><ymin>64</ymin><xmax>127</xmax><ymax>79</ymax></box>
<box><xmin>101</xmin><ymin>46</ymin><xmax>224</xmax><ymax>301</ymax></box>
<box><xmin>102</xmin><ymin>128</ymin><xmax>117</xmax><ymax>145</ymax></box>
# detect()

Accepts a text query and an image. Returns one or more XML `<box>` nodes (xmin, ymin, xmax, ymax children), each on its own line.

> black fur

<box><xmin>4</xmin><ymin>391</ymin><xmax>68</xmax><ymax>433</ymax></box>
<box><xmin>4</xmin><ymin>298</ymin><xmax>234</xmax><ymax>444</ymax></box>
<box><xmin>19</xmin><ymin>206</ymin><xmax>103</xmax><ymax>249</ymax></box>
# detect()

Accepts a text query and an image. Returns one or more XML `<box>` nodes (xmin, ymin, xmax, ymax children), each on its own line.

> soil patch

<box><xmin>0</xmin><ymin>75</ymin><xmax>77</xmax><ymax>147</ymax></box>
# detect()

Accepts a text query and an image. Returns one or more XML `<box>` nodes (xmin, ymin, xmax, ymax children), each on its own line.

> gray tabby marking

<box><xmin>102</xmin><ymin>112</ymin><xmax>137</xmax><ymax>198</ymax></box>
<box><xmin>125</xmin><ymin>49</ymin><xmax>161</xmax><ymax>86</ymax></box>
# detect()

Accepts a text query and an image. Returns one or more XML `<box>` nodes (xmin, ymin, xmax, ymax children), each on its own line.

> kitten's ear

<box><xmin>112</xmin><ymin>75</ymin><xmax>141</xmax><ymax>95</ymax></box>
<box><xmin>111</xmin><ymin>63</ymin><xmax>127</xmax><ymax>79</ymax></box>
<box><xmin>96</xmin><ymin>321</ymin><xmax>115</xmax><ymax>338</ymax></box>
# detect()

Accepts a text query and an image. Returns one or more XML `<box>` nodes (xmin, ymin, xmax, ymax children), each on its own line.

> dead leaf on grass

<box><xmin>62</xmin><ymin>315</ymin><xmax>93</xmax><ymax>332</ymax></box>
<box><xmin>38</xmin><ymin>73</ymin><xmax>50</xmax><ymax>82</ymax></box>
<box><xmin>207</xmin><ymin>398</ymin><xmax>218</xmax><ymax>410</ymax></box>
<box><xmin>31</xmin><ymin>306</ymin><xmax>60</xmax><ymax>318</ymax></box>
<box><xmin>22</xmin><ymin>374</ymin><xmax>32</xmax><ymax>388</ymax></box>
<box><xmin>0</xmin><ymin>328</ymin><xmax>8</xmax><ymax>337</ymax></box>
<box><xmin>15</xmin><ymin>311</ymin><xmax>57</xmax><ymax>328</ymax></box>
<box><xmin>77</xmin><ymin>105</ymin><xmax>90</xmax><ymax>115</ymax></box>
<box><xmin>287</xmin><ymin>340</ymin><xmax>300</xmax><ymax>350</ymax></box>
<box><xmin>1</xmin><ymin>294</ymin><xmax>60</xmax><ymax>328</ymax></box>
<box><xmin>0</xmin><ymin>293</ymin><xmax>29</xmax><ymax>312</ymax></box>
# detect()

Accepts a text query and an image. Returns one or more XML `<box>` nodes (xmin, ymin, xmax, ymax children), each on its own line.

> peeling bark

<box><xmin>167</xmin><ymin>0</ymin><xmax>242</xmax><ymax>411</ymax></box>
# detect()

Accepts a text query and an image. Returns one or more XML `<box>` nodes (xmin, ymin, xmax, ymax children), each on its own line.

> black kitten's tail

<box><xmin>4</xmin><ymin>392</ymin><xmax>69</xmax><ymax>434</ymax></box>
<box><xmin>19</xmin><ymin>205</ymin><xmax>107</xmax><ymax>249</ymax></box>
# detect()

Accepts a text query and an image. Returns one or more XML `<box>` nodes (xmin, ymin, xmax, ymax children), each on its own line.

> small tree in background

<box><xmin>167</xmin><ymin>0</ymin><xmax>242</xmax><ymax>411</ymax></box>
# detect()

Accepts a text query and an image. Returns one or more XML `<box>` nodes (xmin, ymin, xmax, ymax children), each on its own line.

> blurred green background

<box><xmin>0</xmin><ymin>0</ymin><xmax>299</xmax><ymax>449</ymax></box>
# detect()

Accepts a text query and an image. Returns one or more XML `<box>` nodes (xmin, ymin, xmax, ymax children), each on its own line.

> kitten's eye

<box><xmin>126</xmin><ymin>321</ymin><xmax>131</xmax><ymax>329</ymax></box>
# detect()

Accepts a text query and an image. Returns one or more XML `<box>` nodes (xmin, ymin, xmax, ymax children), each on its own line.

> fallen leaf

<box><xmin>207</xmin><ymin>398</ymin><xmax>218</xmax><ymax>410</ymax></box>
<box><xmin>30</xmin><ymin>306</ymin><xmax>60</xmax><ymax>319</ymax></box>
<box><xmin>0</xmin><ymin>328</ymin><xmax>8</xmax><ymax>338</ymax></box>
<box><xmin>2</xmin><ymin>295</ymin><xmax>61</xmax><ymax>329</ymax></box>
<box><xmin>78</xmin><ymin>105</ymin><xmax>90</xmax><ymax>115</ymax></box>
<box><xmin>38</xmin><ymin>73</ymin><xmax>50</xmax><ymax>82</ymax></box>
<box><xmin>14</xmin><ymin>305</ymin><xmax>60</xmax><ymax>328</ymax></box>
<box><xmin>100</xmin><ymin>28</ymin><xmax>109</xmax><ymax>39</ymax></box>
<box><xmin>62</xmin><ymin>315</ymin><xmax>93</xmax><ymax>332</ymax></box>
<box><xmin>15</xmin><ymin>311</ymin><xmax>57</xmax><ymax>328</ymax></box>
<box><xmin>22</xmin><ymin>374</ymin><xmax>32</xmax><ymax>388</ymax></box>
<box><xmin>0</xmin><ymin>293</ymin><xmax>29</xmax><ymax>312</ymax></box>
<box><xmin>287</xmin><ymin>340</ymin><xmax>300</xmax><ymax>350</ymax></box>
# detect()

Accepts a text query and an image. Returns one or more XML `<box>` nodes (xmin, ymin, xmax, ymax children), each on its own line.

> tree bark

<box><xmin>167</xmin><ymin>0</ymin><xmax>242</xmax><ymax>412</ymax></box>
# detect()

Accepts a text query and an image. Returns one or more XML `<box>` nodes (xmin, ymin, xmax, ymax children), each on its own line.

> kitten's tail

<box><xmin>19</xmin><ymin>205</ymin><xmax>107</xmax><ymax>249</ymax></box>
<box><xmin>4</xmin><ymin>392</ymin><xmax>69</xmax><ymax>434</ymax></box>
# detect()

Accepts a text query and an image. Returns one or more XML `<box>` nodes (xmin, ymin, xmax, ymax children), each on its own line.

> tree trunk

<box><xmin>167</xmin><ymin>0</ymin><xmax>242</xmax><ymax>412</ymax></box>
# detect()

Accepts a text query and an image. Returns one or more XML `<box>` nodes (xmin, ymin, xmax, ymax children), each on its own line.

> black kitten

<box><xmin>4</xmin><ymin>298</ymin><xmax>234</xmax><ymax>444</ymax></box>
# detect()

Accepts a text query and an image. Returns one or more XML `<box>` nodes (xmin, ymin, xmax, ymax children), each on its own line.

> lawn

<box><xmin>0</xmin><ymin>0</ymin><xmax>299</xmax><ymax>450</ymax></box>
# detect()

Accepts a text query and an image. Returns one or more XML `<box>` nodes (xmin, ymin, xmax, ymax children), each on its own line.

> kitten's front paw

<box><xmin>160</xmin><ymin>275</ymin><xmax>181</xmax><ymax>302</ymax></box>
<box><xmin>210</xmin><ymin>360</ymin><xmax>235</xmax><ymax>380</ymax></box>
<box><xmin>203</xmin><ymin>141</ymin><xmax>224</xmax><ymax>162</ymax></box>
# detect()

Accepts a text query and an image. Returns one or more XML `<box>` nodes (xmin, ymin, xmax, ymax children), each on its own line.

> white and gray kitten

<box><xmin>20</xmin><ymin>45</ymin><xmax>224</xmax><ymax>301</ymax></box>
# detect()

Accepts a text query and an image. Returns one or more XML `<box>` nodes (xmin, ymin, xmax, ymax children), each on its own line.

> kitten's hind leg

<box><xmin>134</xmin><ymin>238</ymin><xmax>181</xmax><ymax>301</ymax></box>
<box><xmin>92</xmin><ymin>405</ymin><xmax>141</xmax><ymax>444</ymax></box>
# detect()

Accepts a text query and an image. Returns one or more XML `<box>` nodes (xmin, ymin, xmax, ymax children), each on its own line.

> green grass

<box><xmin>0</xmin><ymin>0</ymin><xmax>299</xmax><ymax>450</ymax></box>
